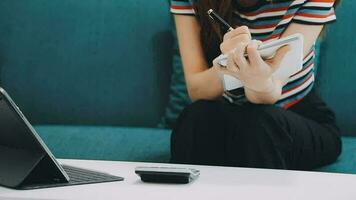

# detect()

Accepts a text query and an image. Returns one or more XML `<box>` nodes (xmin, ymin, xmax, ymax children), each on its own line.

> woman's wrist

<box><xmin>243</xmin><ymin>77</ymin><xmax>276</xmax><ymax>94</ymax></box>
<box><xmin>244</xmin><ymin>77</ymin><xmax>283</xmax><ymax>104</ymax></box>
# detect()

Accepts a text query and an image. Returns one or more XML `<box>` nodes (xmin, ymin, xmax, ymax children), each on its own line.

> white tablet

<box><xmin>217</xmin><ymin>33</ymin><xmax>304</xmax><ymax>91</ymax></box>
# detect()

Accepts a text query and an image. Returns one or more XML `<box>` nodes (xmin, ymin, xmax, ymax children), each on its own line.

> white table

<box><xmin>0</xmin><ymin>159</ymin><xmax>355</xmax><ymax>200</ymax></box>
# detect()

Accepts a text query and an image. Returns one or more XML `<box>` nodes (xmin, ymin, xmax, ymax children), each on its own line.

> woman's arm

<box><xmin>242</xmin><ymin>23</ymin><xmax>324</xmax><ymax>104</ymax></box>
<box><xmin>175</xmin><ymin>13</ymin><xmax>324</xmax><ymax>104</ymax></box>
<box><xmin>174</xmin><ymin>15</ymin><xmax>251</xmax><ymax>101</ymax></box>
<box><xmin>174</xmin><ymin>15</ymin><xmax>223</xmax><ymax>101</ymax></box>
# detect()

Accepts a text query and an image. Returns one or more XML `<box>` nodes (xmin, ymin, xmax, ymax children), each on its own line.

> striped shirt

<box><xmin>170</xmin><ymin>0</ymin><xmax>336</xmax><ymax>109</ymax></box>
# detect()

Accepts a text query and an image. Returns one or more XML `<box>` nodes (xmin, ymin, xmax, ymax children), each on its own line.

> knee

<box><xmin>227</xmin><ymin>105</ymin><xmax>292</xmax><ymax>168</ymax></box>
<box><xmin>172</xmin><ymin>100</ymin><xmax>225</xmax><ymax>143</ymax></box>
<box><xmin>171</xmin><ymin>100</ymin><xmax>226</xmax><ymax>164</ymax></box>
<box><xmin>178</xmin><ymin>100</ymin><xmax>224</xmax><ymax>123</ymax></box>
<box><xmin>244</xmin><ymin>104</ymin><xmax>285</xmax><ymax>127</ymax></box>
<box><xmin>237</xmin><ymin>104</ymin><xmax>289</xmax><ymax>143</ymax></box>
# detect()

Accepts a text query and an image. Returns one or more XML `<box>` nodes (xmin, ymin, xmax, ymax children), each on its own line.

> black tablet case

<box><xmin>0</xmin><ymin>91</ymin><xmax>68</xmax><ymax>189</ymax></box>
<box><xmin>0</xmin><ymin>145</ymin><xmax>68</xmax><ymax>189</ymax></box>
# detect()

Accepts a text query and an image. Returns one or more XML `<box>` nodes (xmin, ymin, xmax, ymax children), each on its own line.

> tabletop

<box><xmin>0</xmin><ymin>159</ymin><xmax>355</xmax><ymax>200</ymax></box>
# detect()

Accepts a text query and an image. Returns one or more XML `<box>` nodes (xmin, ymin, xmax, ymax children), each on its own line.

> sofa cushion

<box><xmin>316</xmin><ymin>137</ymin><xmax>356</xmax><ymax>174</ymax></box>
<box><xmin>0</xmin><ymin>0</ymin><xmax>173</xmax><ymax>127</ymax></box>
<box><xmin>35</xmin><ymin>125</ymin><xmax>171</xmax><ymax>163</ymax></box>
<box><xmin>35</xmin><ymin>124</ymin><xmax>356</xmax><ymax>174</ymax></box>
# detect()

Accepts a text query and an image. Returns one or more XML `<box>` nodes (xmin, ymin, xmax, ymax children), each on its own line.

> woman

<box><xmin>170</xmin><ymin>0</ymin><xmax>342</xmax><ymax>170</ymax></box>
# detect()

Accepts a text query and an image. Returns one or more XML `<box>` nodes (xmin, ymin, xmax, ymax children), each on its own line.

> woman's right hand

<box><xmin>220</xmin><ymin>26</ymin><xmax>252</xmax><ymax>54</ymax></box>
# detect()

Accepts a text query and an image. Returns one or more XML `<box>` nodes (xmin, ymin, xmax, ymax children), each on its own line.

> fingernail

<box><xmin>251</xmin><ymin>40</ymin><xmax>259</xmax><ymax>46</ymax></box>
<box><xmin>252</xmin><ymin>39</ymin><xmax>262</xmax><ymax>45</ymax></box>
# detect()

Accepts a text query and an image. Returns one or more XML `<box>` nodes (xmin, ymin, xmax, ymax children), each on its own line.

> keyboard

<box><xmin>21</xmin><ymin>165</ymin><xmax>124</xmax><ymax>190</ymax></box>
<box><xmin>62</xmin><ymin>165</ymin><xmax>124</xmax><ymax>185</ymax></box>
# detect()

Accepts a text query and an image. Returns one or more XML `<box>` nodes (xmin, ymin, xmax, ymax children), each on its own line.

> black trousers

<box><xmin>171</xmin><ymin>90</ymin><xmax>342</xmax><ymax>170</ymax></box>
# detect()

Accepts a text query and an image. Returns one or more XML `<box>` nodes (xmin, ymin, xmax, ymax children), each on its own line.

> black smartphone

<box><xmin>135</xmin><ymin>166</ymin><xmax>200</xmax><ymax>184</ymax></box>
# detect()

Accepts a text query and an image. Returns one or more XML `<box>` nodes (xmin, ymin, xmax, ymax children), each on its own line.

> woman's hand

<box><xmin>213</xmin><ymin>26</ymin><xmax>252</xmax><ymax>68</ymax></box>
<box><xmin>226</xmin><ymin>40</ymin><xmax>290</xmax><ymax>93</ymax></box>
<box><xmin>220</xmin><ymin>26</ymin><xmax>252</xmax><ymax>54</ymax></box>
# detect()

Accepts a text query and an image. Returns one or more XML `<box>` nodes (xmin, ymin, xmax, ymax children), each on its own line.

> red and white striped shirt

<box><xmin>171</xmin><ymin>0</ymin><xmax>336</xmax><ymax>109</ymax></box>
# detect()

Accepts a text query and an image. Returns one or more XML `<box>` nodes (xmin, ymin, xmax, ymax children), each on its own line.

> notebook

<box><xmin>216</xmin><ymin>33</ymin><xmax>304</xmax><ymax>91</ymax></box>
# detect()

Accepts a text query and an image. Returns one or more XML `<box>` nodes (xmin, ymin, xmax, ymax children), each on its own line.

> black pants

<box><xmin>171</xmin><ymin>90</ymin><xmax>342</xmax><ymax>170</ymax></box>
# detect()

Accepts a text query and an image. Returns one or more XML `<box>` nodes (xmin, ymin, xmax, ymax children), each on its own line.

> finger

<box><xmin>227</xmin><ymin>52</ymin><xmax>239</xmax><ymax>73</ymax></box>
<box><xmin>220</xmin><ymin>34</ymin><xmax>251</xmax><ymax>54</ymax></box>
<box><xmin>230</xmin><ymin>34</ymin><xmax>251</xmax><ymax>45</ymax></box>
<box><xmin>223</xmin><ymin>26</ymin><xmax>251</xmax><ymax>41</ymax></box>
<box><xmin>219</xmin><ymin>67</ymin><xmax>241</xmax><ymax>80</ymax></box>
<box><xmin>269</xmin><ymin>45</ymin><xmax>291</xmax><ymax>71</ymax></box>
<box><xmin>233</xmin><ymin>43</ymin><xmax>249</xmax><ymax>69</ymax></box>
<box><xmin>247</xmin><ymin>40</ymin><xmax>264</xmax><ymax>67</ymax></box>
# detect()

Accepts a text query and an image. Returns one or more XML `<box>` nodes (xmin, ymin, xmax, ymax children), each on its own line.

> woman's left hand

<box><xmin>226</xmin><ymin>40</ymin><xmax>290</xmax><ymax>93</ymax></box>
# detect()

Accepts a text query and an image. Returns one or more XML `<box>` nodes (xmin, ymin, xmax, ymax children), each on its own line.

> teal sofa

<box><xmin>0</xmin><ymin>0</ymin><xmax>355</xmax><ymax>173</ymax></box>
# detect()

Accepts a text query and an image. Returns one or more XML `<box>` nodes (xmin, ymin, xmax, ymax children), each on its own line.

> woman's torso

<box><xmin>171</xmin><ymin>0</ymin><xmax>336</xmax><ymax>112</ymax></box>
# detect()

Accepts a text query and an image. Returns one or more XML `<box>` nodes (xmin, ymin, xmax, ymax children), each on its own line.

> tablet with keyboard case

<box><xmin>0</xmin><ymin>88</ymin><xmax>124</xmax><ymax>190</ymax></box>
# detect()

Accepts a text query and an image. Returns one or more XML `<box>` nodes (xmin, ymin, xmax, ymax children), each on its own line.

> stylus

<box><xmin>207</xmin><ymin>9</ymin><xmax>234</xmax><ymax>32</ymax></box>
